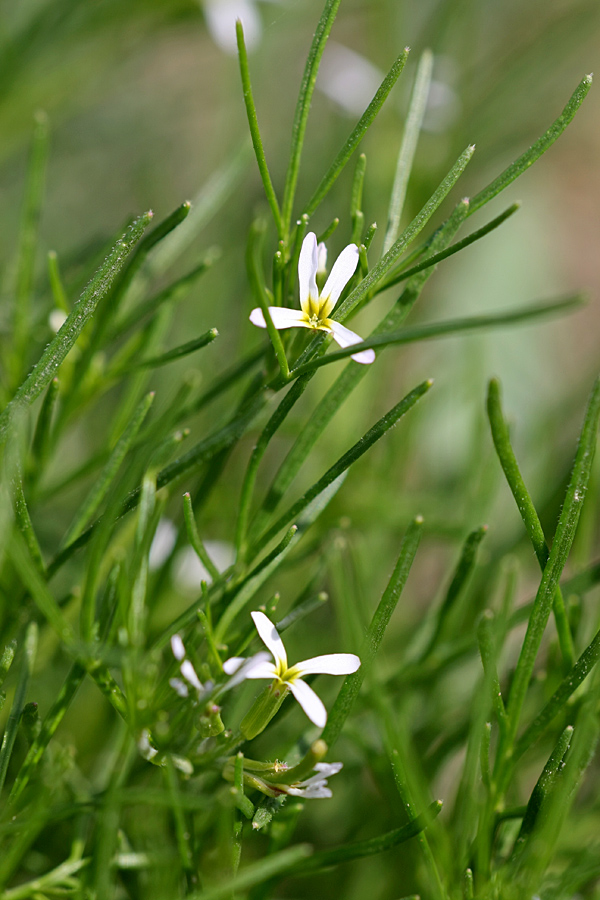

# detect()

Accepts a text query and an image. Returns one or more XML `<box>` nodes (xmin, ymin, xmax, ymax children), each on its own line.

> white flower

<box><xmin>249</xmin><ymin>232</ymin><xmax>375</xmax><ymax>365</ymax></box>
<box><xmin>223</xmin><ymin>611</ymin><xmax>360</xmax><ymax>727</ymax></box>
<box><xmin>170</xmin><ymin>634</ymin><xmax>211</xmax><ymax>698</ymax></box>
<box><xmin>285</xmin><ymin>762</ymin><xmax>343</xmax><ymax>799</ymax></box>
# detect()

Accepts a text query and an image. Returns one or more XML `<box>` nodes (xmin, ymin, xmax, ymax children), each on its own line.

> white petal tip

<box><xmin>249</xmin><ymin>308</ymin><xmax>267</xmax><ymax>328</ymax></box>
<box><xmin>351</xmin><ymin>348</ymin><xmax>375</xmax><ymax>364</ymax></box>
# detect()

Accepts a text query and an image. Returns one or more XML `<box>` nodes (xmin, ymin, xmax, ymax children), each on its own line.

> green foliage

<box><xmin>0</xmin><ymin>1</ymin><xmax>598</xmax><ymax>898</ymax></box>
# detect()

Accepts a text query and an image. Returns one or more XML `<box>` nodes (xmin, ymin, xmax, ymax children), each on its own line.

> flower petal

<box><xmin>222</xmin><ymin>652</ymin><xmax>273</xmax><ymax>690</ymax></box>
<box><xmin>320</xmin><ymin>243</ymin><xmax>359</xmax><ymax>316</ymax></box>
<box><xmin>298</xmin><ymin>232</ymin><xmax>318</xmax><ymax>315</ymax></box>
<box><xmin>242</xmin><ymin>661</ymin><xmax>279</xmax><ymax>680</ymax></box>
<box><xmin>287</xmin><ymin>782</ymin><xmax>332</xmax><ymax>799</ymax></box>
<box><xmin>316</xmin><ymin>242</ymin><xmax>328</xmax><ymax>276</ymax></box>
<box><xmin>180</xmin><ymin>660</ymin><xmax>203</xmax><ymax>691</ymax></box>
<box><xmin>314</xmin><ymin>761</ymin><xmax>343</xmax><ymax>776</ymax></box>
<box><xmin>249</xmin><ymin>307</ymin><xmax>309</xmax><ymax>330</ymax></box>
<box><xmin>222</xmin><ymin>656</ymin><xmax>246</xmax><ymax>675</ymax></box>
<box><xmin>251</xmin><ymin>611</ymin><xmax>287</xmax><ymax>668</ymax></box>
<box><xmin>294</xmin><ymin>653</ymin><xmax>361</xmax><ymax>676</ymax></box>
<box><xmin>171</xmin><ymin>634</ymin><xmax>186</xmax><ymax>661</ymax></box>
<box><xmin>329</xmin><ymin>320</ymin><xmax>375</xmax><ymax>364</ymax></box>
<box><xmin>288</xmin><ymin>679</ymin><xmax>327</xmax><ymax>728</ymax></box>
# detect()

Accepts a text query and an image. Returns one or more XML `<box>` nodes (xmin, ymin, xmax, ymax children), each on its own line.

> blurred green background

<box><xmin>1</xmin><ymin>0</ymin><xmax>599</xmax><ymax>896</ymax></box>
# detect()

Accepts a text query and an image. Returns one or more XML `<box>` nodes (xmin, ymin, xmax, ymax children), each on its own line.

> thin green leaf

<box><xmin>62</xmin><ymin>391</ymin><xmax>155</xmax><ymax>549</ymax></box>
<box><xmin>379</xmin><ymin>202</ymin><xmax>521</xmax><ymax>291</ymax></box>
<box><xmin>285</xmin><ymin>801</ymin><xmax>443</xmax><ymax>875</ymax></box>
<box><xmin>252</xmin><ymin>380</ymin><xmax>432</xmax><ymax>555</ymax></box>
<box><xmin>322</xmin><ymin>516</ymin><xmax>423</xmax><ymax>749</ymax></box>
<box><xmin>504</xmin><ymin>375</ymin><xmax>600</xmax><ymax>749</ymax></box>
<box><xmin>183</xmin><ymin>491</ymin><xmax>220</xmax><ymax>583</ymax></box>
<box><xmin>468</xmin><ymin>74</ymin><xmax>592</xmax><ymax>217</ymax></box>
<box><xmin>291</xmin><ymin>294</ymin><xmax>584</xmax><ymax>377</ymax></box>
<box><xmin>30</xmin><ymin>376</ymin><xmax>59</xmax><ymax>470</ymax></box>
<box><xmin>514</xmin><ymin>626</ymin><xmax>600</xmax><ymax>762</ymax></box>
<box><xmin>247</xmin><ymin>220</ymin><xmax>289</xmax><ymax>379</ymax></box>
<box><xmin>303</xmin><ymin>47</ymin><xmax>410</xmax><ymax>218</ymax></box>
<box><xmin>383</xmin><ymin>49</ymin><xmax>433</xmax><ymax>253</ymax></box>
<box><xmin>421</xmin><ymin>526</ymin><xmax>488</xmax><ymax>660</ymax></box>
<box><xmin>0</xmin><ymin>212</ymin><xmax>153</xmax><ymax>443</ymax></box>
<box><xmin>0</xmin><ymin>623</ymin><xmax>37</xmax><ymax>798</ymax></box>
<box><xmin>189</xmin><ymin>846</ymin><xmax>312</xmax><ymax>900</ymax></box>
<box><xmin>11</xmin><ymin>111</ymin><xmax>49</xmax><ymax>384</ymax></box>
<box><xmin>281</xmin><ymin>0</ymin><xmax>342</xmax><ymax>232</ymax></box>
<box><xmin>47</xmin><ymin>250</ymin><xmax>69</xmax><ymax>313</ymax></box>
<box><xmin>332</xmin><ymin>145</ymin><xmax>475</xmax><ymax>322</ymax></box>
<box><xmin>487</xmin><ymin>378</ymin><xmax>574</xmax><ymax>668</ymax></box>
<box><xmin>132</xmin><ymin>328</ymin><xmax>218</xmax><ymax>370</ymax></box>
<box><xmin>236</xmin><ymin>21</ymin><xmax>283</xmax><ymax>237</ymax></box>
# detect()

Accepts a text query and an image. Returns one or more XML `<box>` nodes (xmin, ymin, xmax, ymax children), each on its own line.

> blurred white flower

<box><xmin>318</xmin><ymin>42</ymin><xmax>384</xmax><ymax>117</ymax></box>
<box><xmin>170</xmin><ymin>633</ymin><xmax>212</xmax><ymax>698</ymax></box>
<box><xmin>284</xmin><ymin>761</ymin><xmax>343</xmax><ymax>798</ymax></box>
<box><xmin>48</xmin><ymin>309</ymin><xmax>67</xmax><ymax>333</ymax></box>
<box><xmin>250</xmin><ymin>231</ymin><xmax>375</xmax><ymax>364</ymax></box>
<box><xmin>149</xmin><ymin>518</ymin><xmax>178</xmax><ymax>571</ymax></box>
<box><xmin>172</xmin><ymin>540</ymin><xmax>235</xmax><ymax>593</ymax></box>
<box><xmin>223</xmin><ymin>610</ymin><xmax>360</xmax><ymax>727</ymax></box>
<box><xmin>201</xmin><ymin>0</ymin><xmax>284</xmax><ymax>54</ymax></box>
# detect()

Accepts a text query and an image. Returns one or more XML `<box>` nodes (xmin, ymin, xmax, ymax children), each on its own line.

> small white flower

<box><xmin>223</xmin><ymin>611</ymin><xmax>360</xmax><ymax>728</ymax></box>
<box><xmin>285</xmin><ymin>761</ymin><xmax>343</xmax><ymax>799</ymax></box>
<box><xmin>249</xmin><ymin>232</ymin><xmax>375</xmax><ymax>365</ymax></box>
<box><xmin>170</xmin><ymin>634</ymin><xmax>211</xmax><ymax>698</ymax></box>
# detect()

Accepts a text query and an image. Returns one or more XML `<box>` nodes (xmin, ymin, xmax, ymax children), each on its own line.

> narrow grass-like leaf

<box><xmin>332</xmin><ymin>145</ymin><xmax>474</xmax><ymax>322</ymax></box>
<box><xmin>61</xmin><ymin>391</ymin><xmax>154</xmax><ymax>548</ymax></box>
<box><xmin>291</xmin><ymin>294</ymin><xmax>584</xmax><ymax>377</ymax></box>
<box><xmin>513</xmin><ymin>625</ymin><xmax>600</xmax><ymax>761</ymax></box>
<box><xmin>379</xmin><ymin>202</ymin><xmax>521</xmax><ymax>292</ymax></box>
<box><xmin>322</xmin><ymin>516</ymin><xmax>423</xmax><ymax>749</ymax></box>
<box><xmin>9</xmin><ymin>661</ymin><xmax>86</xmax><ymax>805</ymax></box>
<box><xmin>383</xmin><ymin>49</ymin><xmax>433</xmax><ymax>253</ymax></box>
<box><xmin>511</xmin><ymin>725</ymin><xmax>574</xmax><ymax>859</ymax></box>
<box><xmin>0</xmin><ymin>212</ymin><xmax>153</xmax><ymax>443</ymax></box>
<box><xmin>132</xmin><ymin>328</ymin><xmax>218</xmax><ymax>370</ymax></box>
<box><xmin>421</xmin><ymin>526</ymin><xmax>487</xmax><ymax>660</ymax></box>
<box><xmin>468</xmin><ymin>74</ymin><xmax>592</xmax><ymax>217</ymax></box>
<box><xmin>96</xmin><ymin>202</ymin><xmax>191</xmax><ymax>332</ymax></box>
<box><xmin>214</xmin><ymin>526</ymin><xmax>298</xmax><ymax>644</ymax></box>
<box><xmin>487</xmin><ymin>378</ymin><xmax>574</xmax><ymax>667</ymax></box>
<box><xmin>164</xmin><ymin>757</ymin><xmax>195</xmax><ymax>882</ymax></box>
<box><xmin>389</xmin><ymin>745</ymin><xmax>446</xmax><ymax>900</ymax></box>
<box><xmin>252</xmin><ymin>380</ymin><xmax>432</xmax><ymax>555</ymax></box>
<box><xmin>477</xmin><ymin>611</ymin><xmax>508</xmax><ymax>733</ymax></box>
<box><xmin>113</xmin><ymin>253</ymin><xmax>218</xmax><ymax>339</ymax></box>
<box><xmin>183</xmin><ymin>491</ymin><xmax>220</xmax><ymax>582</ymax></box>
<box><xmin>9</xmin><ymin>530</ymin><xmax>128</xmax><ymax>719</ymax></box>
<box><xmin>11</xmin><ymin>111</ymin><xmax>49</xmax><ymax>384</ymax></box>
<box><xmin>189</xmin><ymin>846</ymin><xmax>312</xmax><ymax>900</ymax></box>
<box><xmin>285</xmin><ymin>801</ymin><xmax>442</xmax><ymax>875</ymax></box>
<box><xmin>10</xmin><ymin>459</ymin><xmax>45</xmax><ymax>575</ymax></box>
<box><xmin>0</xmin><ymin>623</ymin><xmax>37</xmax><ymax>798</ymax></box>
<box><xmin>303</xmin><ymin>47</ymin><xmax>410</xmax><ymax>217</ymax></box>
<box><xmin>504</xmin><ymin>376</ymin><xmax>600</xmax><ymax>748</ymax></box>
<box><xmin>281</xmin><ymin>0</ymin><xmax>342</xmax><ymax>232</ymax></box>
<box><xmin>47</xmin><ymin>250</ymin><xmax>69</xmax><ymax>313</ymax></box>
<box><xmin>247</xmin><ymin>220</ymin><xmax>289</xmax><ymax>379</ymax></box>
<box><xmin>236</xmin><ymin>21</ymin><xmax>283</xmax><ymax>237</ymax></box>
<box><xmin>30</xmin><ymin>377</ymin><xmax>59</xmax><ymax>471</ymax></box>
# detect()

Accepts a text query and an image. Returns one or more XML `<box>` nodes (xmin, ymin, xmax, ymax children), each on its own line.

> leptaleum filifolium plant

<box><xmin>0</xmin><ymin>0</ymin><xmax>597</xmax><ymax>896</ymax></box>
